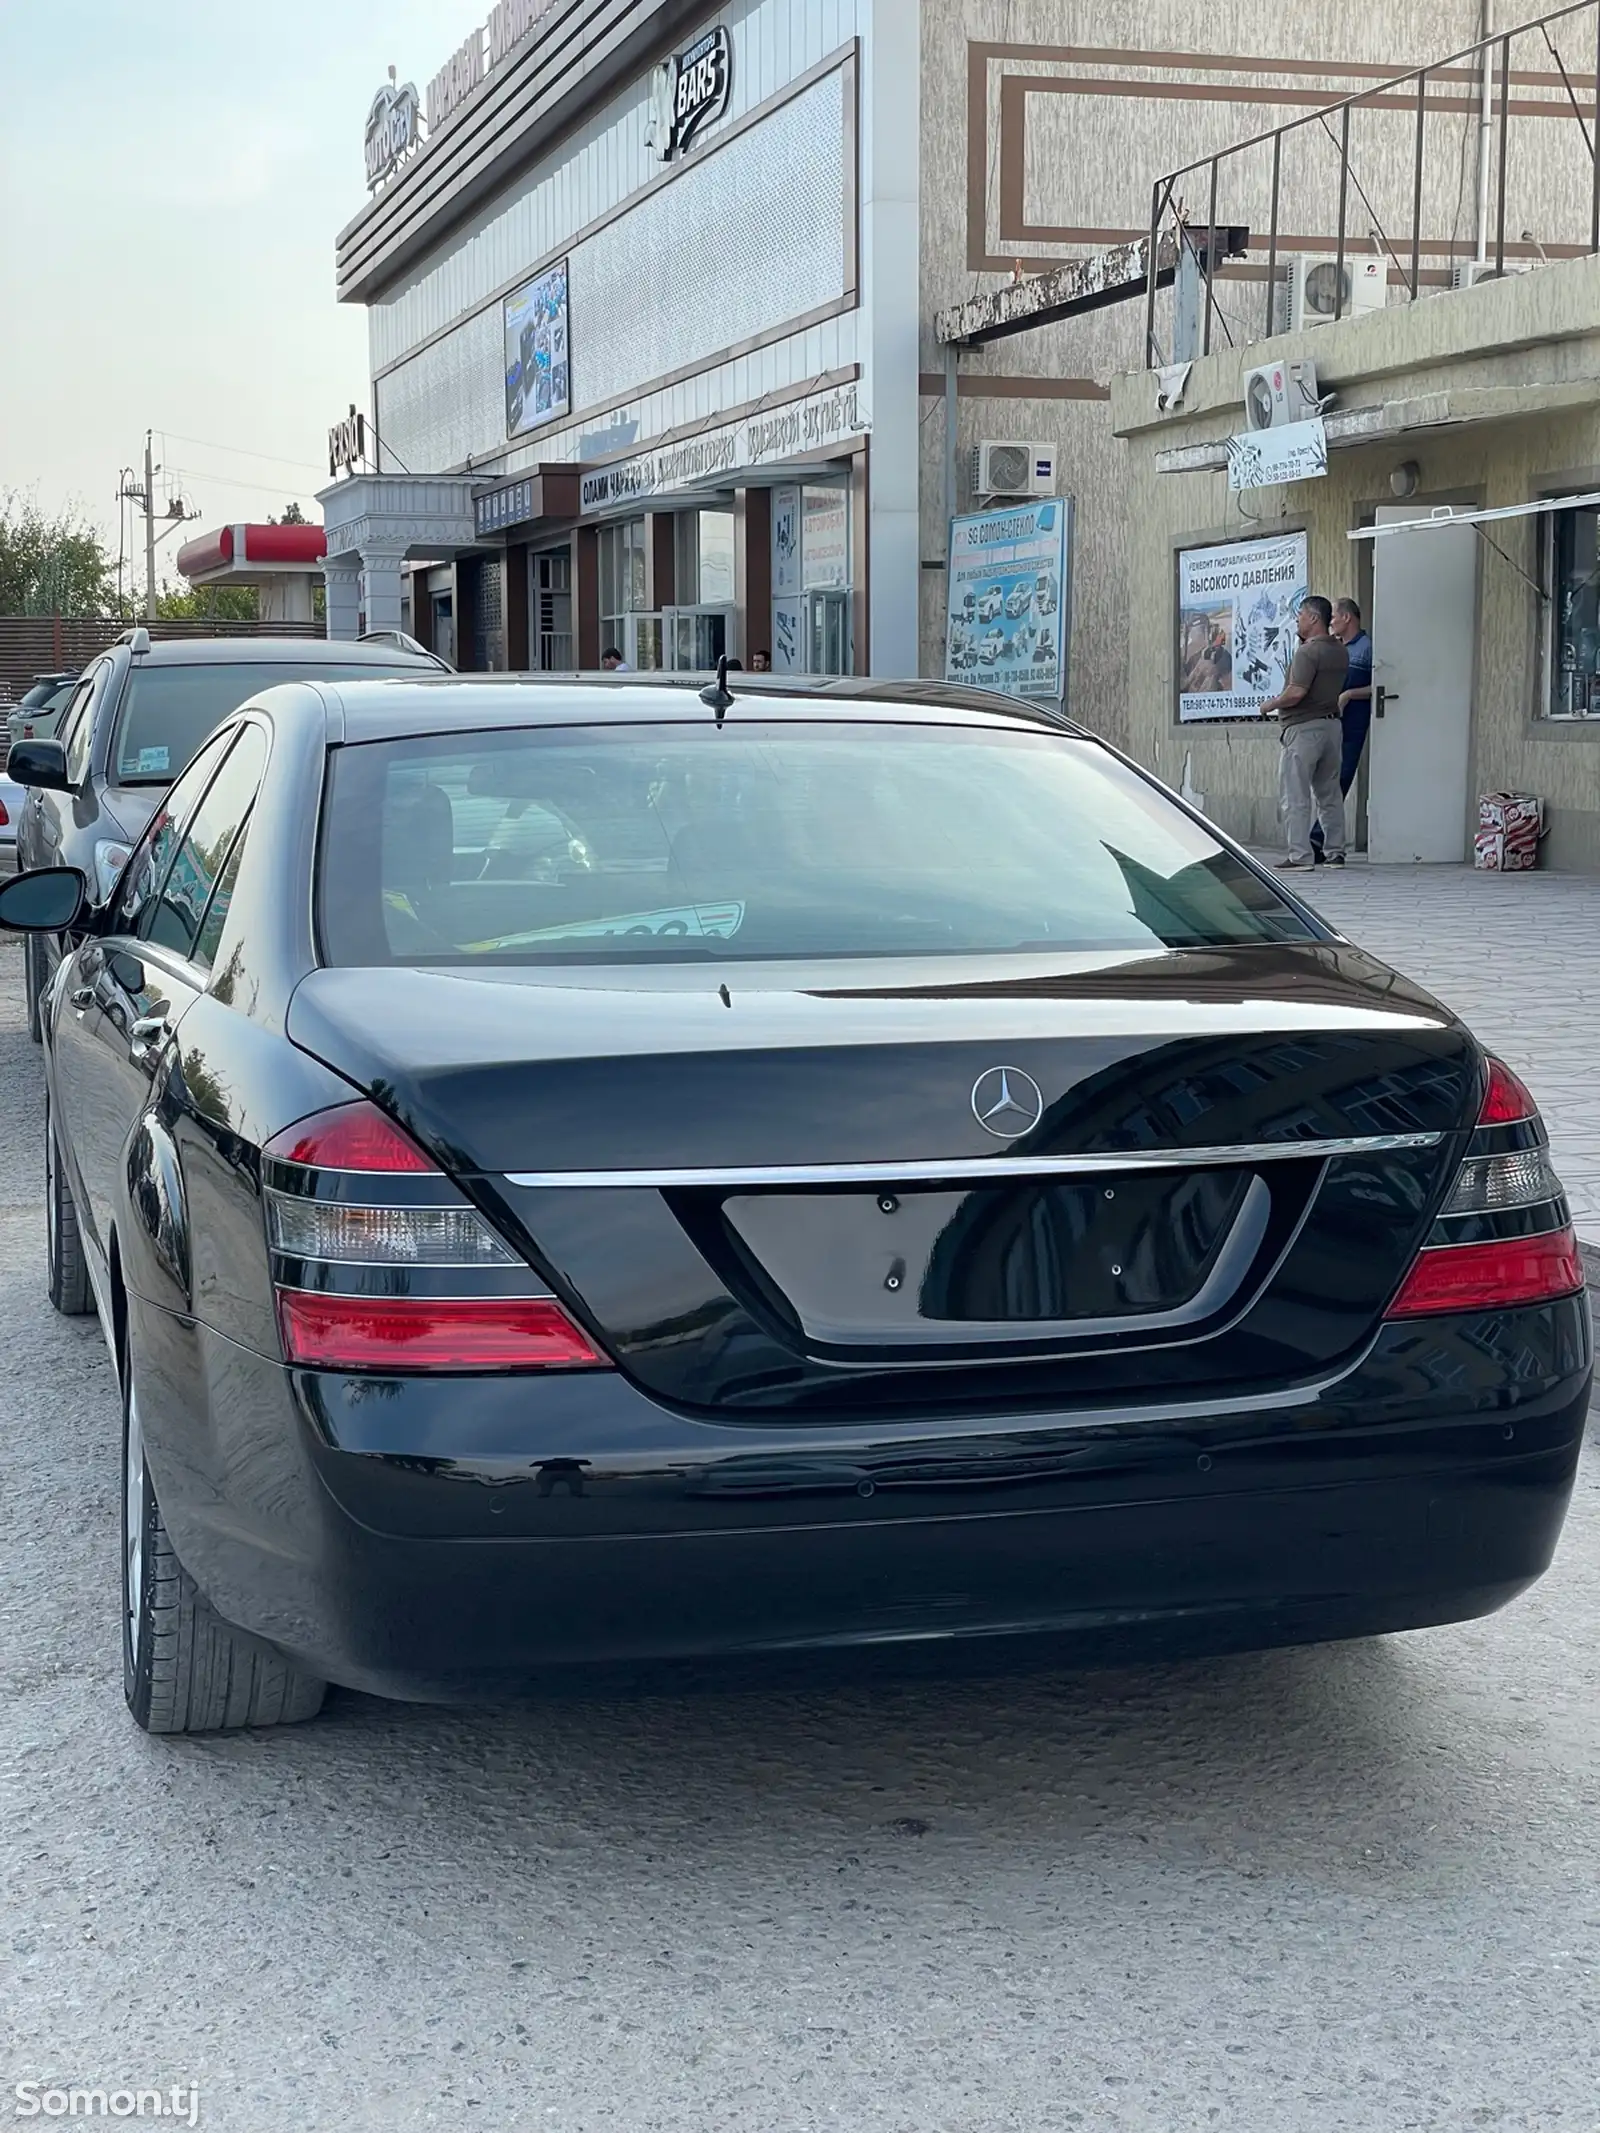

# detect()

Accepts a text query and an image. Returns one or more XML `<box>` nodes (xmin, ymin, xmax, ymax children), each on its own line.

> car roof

<box><xmin>121</xmin><ymin>636</ymin><xmax>442</xmax><ymax>669</ymax></box>
<box><xmin>299</xmin><ymin>672</ymin><xmax>1088</xmax><ymax>746</ymax></box>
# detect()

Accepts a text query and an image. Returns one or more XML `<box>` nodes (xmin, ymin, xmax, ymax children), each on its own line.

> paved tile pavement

<box><xmin>1291</xmin><ymin>862</ymin><xmax>1600</xmax><ymax>1247</ymax></box>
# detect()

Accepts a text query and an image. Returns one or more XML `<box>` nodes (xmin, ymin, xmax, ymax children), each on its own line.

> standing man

<box><xmin>1259</xmin><ymin>595</ymin><xmax>1348</xmax><ymax>869</ymax></box>
<box><xmin>1311</xmin><ymin>597</ymin><xmax>1374</xmax><ymax>860</ymax></box>
<box><xmin>600</xmin><ymin>646</ymin><xmax>631</xmax><ymax>672</ymax></box>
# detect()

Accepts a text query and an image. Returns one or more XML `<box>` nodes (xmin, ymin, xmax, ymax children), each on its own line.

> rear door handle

<box><xmin>128</xmin><ymin>1010</ymin><xmax>171</xmax><ymax>1070</ymax></box>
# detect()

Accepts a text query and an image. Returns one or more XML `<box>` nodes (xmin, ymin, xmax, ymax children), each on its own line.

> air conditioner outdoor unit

<box><xmin>1274</xmin><ymin>255</ymin><xmax>1389</xmax><ymax>333</ymax></box>
<box><xmin>1242</xmin><ymin>356</ymin><xmax>1322</xmax><ymax>432</ymax></box>
<box><xmin>1452</xmin><ymin>258</ymin><xmax>1533</xmax><ymax>290</ymax></box>
<box><xmin>971</xmin><ymin>441</ymin><xmax>1059</xmax><ymax>498</ymax></box>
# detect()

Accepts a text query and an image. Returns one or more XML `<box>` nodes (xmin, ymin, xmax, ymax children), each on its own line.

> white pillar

<box><xmin>325</xmin><ymin>562</ymin><xmax>361</xmax><ymax>641</ymax></box>
<box><xmin>361</xmin><ymin>546</ymin><xmax>406</xmax><ymax>635</ymax></box>
<box><xmin>259</xmin><ymin>576</ymin><xmax>315</xmax><ymax>625</ymax></box>
<box><xmin>861</xmin><ymin>0</ymin><xmax>922</xmax><ymax>677</ymax></box>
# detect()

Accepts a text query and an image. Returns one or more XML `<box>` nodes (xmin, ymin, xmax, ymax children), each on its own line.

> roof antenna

<box><xmin>699</xmin><ymin>653</ymin><xmax>734</xmax><ymax>725</ymax></box>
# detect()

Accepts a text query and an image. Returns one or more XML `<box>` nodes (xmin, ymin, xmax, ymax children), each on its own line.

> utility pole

<box><xmin>143</xmin><ymin>431</ymin><xmax>157</xmax><ymax>618</ymax></box>
<box><xmin>120</xmin><ymin>432</ymin><xmax>199</xmax><ymax>618</ymax></box>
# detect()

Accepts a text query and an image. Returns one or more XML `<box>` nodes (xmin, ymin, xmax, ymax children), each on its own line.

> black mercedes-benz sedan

<box><xmin>2</xmin><ymin>674</ymin><xmax>1588</xmax><ymax>1733</ymax></box>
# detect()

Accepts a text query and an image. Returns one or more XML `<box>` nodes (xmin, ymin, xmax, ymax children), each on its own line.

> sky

<box><xmin>0</xmin><ymin>0</ymin><xmax>463</xmax><ymax>597</ymax></box>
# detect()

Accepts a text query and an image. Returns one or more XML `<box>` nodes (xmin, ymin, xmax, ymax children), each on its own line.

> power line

<box><xmin>156</xmin><ymin>429</ymin><xmax>327</xmax><ymax>478</ymax></box>
<box><xmin>165</xmin><ymin>465</ymin><xmax>318</xmax><ymax>504</ymax></box>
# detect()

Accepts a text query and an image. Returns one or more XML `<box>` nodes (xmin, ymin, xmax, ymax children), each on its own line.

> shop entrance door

<box><xmin>1368</xmin><ymin>506</ymin><xmax>1479</xmax><ymax>863</ymax></box>
<box><xmin>626</xmin><ymin>609</ymin><xmax>733</xmax><ymax>671</ymax></box>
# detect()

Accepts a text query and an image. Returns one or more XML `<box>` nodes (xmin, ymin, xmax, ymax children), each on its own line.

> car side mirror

<box><xmin>0</xmin><ymin>865</ymin><xmax>88</xmax><ymax>933</ymax></box>
<box><xmin>6</xmin><ymin>737</ymin><xmax>71</xmax><ymax>792</ymax></box>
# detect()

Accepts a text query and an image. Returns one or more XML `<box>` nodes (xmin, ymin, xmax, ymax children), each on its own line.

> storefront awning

<box><xmin>1348</xmin><ymin>491</ymin><xmax>1600</xmax><ymax>541</ymax></box>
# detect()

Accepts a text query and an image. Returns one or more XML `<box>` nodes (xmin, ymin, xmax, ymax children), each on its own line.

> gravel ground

<box><xmin>2</xmin><ymin>928</ymin><xmax>1598</xmax><ymax>2133</ymax></box>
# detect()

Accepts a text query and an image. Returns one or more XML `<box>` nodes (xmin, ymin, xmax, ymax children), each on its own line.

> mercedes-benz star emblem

<box><xmin>971</xmin><ymin>1065</ymin><xmax>1045</xmax><ymax>1140</ymax></box>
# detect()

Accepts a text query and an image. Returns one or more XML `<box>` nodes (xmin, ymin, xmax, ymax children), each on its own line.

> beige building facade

<box><xmin>917</xmin><ymin>0</ymin><xmax>1600</xmax><ymax>821</ymax></box>
<box><xmin>1110</xmin><ymin>254</ymin><xmax>1600</xmax><ymax>869</ymax></box>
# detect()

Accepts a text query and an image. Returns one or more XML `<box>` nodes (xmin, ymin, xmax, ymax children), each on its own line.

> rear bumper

<box><xmin>137</xmin><ymin>1297</ymin><xmax>1591</xmax><ymax>1701</ymax></box>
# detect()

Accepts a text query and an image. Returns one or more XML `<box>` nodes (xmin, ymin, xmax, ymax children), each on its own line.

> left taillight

<box><xmin>1387</xmin><ymin>1056</ymin><xmax>1585</xmax><ymax>1319</ymax></box>
<box><xmin>262</xmin><ymin>1100</ymin><xmax>608</xmax><ymax>1374</ymax></box>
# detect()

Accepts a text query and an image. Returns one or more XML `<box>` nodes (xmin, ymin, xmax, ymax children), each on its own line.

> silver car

<box><xmin>6</xmin><ymin>672</ymin><xmax>79</xmax><ymax>757</ymax></box>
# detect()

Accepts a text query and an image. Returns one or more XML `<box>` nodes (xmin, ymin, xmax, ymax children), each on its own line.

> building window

<box><xmin>598</xmin><ymin>518</ymin><xmax>647</xmax><ymax>654</ymax></box>
<box><xmin>1547</xmin><ymin>499</ymin><xmax>1600</xmax><ymax>718</ymax></box>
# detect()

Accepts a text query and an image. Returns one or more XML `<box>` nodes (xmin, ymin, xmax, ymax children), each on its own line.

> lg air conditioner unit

<box><xmin>1273</xmin><ymin>255</ymin><xmax>1389</xmax><ymax>333</ymax></box>
<box><xmin>1242</xmin><ymin>356</ymin><xmax>1322</xmax><ymax>432</ymax></box>
<box><xmin>1452</xmin><ymin>258</ymin><xmax>1533</xmax><ymax>290</ymax></box>
<box><xmin>971</xmin><ymin>441</ymin><xmax>1059</xmax><ymax>498</ymax></box>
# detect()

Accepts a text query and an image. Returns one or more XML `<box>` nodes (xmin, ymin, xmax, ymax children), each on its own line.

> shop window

<box><xmin>531</xmin><ymin>548</ymin><xmax>573</xmax><ymax>671</ymax></box>
<box><xmin>598</xmin><ymin>519</ymin><xmax>647</xmax><ymax>655</ymax></box>
<box><xmin>1547</xmin><ymin>499</ymin><xmax>1600</xmax><ymax>718</ymax></box>
<box><xmin>770</xmin><ymin>482</ymin><xmax>853</xmax><ymax>675</ymax></box>
<box><xmin>673</xmin><ymin>510</ymin><xmax>736</xmax><ymax>607</ymax></box>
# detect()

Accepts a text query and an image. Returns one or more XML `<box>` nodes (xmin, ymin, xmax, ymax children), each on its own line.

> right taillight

<box><xmin>262</xmin><ymin>1100</ymin><xmax>608</xmax><ymax>1374</ymax></box>
<box><xmin>1387</xmin><ymin>1056</ymin><xmax>1585</xmax><ymax>1319</ymax></box>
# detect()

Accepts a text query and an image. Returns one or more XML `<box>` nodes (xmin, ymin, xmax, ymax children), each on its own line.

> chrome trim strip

<box><xmin>504</xmin><ymin>1133</ymin><xmax>1442</xmax><ymax>1191</ymax></box>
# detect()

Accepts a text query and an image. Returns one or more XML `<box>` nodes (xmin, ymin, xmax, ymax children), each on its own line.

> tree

<box><xmin>0</xmin><ymin>491</ymin><xmax>117</xmax><ymax>615</ymax></box>
<box><xmin>269</xmin><ymin>502</ymin><xmax>308</xmax><ymax>525</ymax></box>
<box><xmin>154</xmin><ymin>579</ymin><xmax>259</xmax><ymax>622</ymax></box>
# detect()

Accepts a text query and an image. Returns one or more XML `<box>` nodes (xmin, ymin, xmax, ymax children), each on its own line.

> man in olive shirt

<box><xmin>1259</xmin><ymin>595</ymin><xmax>1348</xmax><ymax>868</ymax></box>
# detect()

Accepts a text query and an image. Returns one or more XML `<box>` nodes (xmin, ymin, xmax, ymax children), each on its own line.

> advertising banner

<box><xmin>1225</xmin><ymin>417</ymin><xmax>1328</xmax><ymax>493</ymax></box>
<box><xmin>504</xmin><ymin>260</ymin><xmax>570</xmax><ymax>439</ymax></box>
<box><xmin>944</xmin><ymin>498</ymin><xmax>1071</xmax><ymax>702</ymax></box>
<box><xmin>1176</xmin><ymin>531</ymin><xmax>1308</xmax><ymax>722</ymax></box>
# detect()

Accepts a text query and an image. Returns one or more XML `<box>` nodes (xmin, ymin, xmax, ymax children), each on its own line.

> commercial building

<box><xmin>322</xmin><ymin>0</ymin><xmax>1600</xmax><ymax>863</ymax></box>
<box><xmin>323</xmin><ymin>0</ymin><xmax>917</xmax><ymax>678</ymax></box>
<box><xmin>1092</xmin><ymin>0</ymin><xmax>1600</xmax><ymax>869</ymax></box>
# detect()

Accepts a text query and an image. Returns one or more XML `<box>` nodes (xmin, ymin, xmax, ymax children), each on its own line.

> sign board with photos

<box><xmin>1176</xmin><ymin>531</ymin><xmax>1309</xmax><ymax>722</ymax></box>
<box><xmin>504</xmin><ymin>260</ymin><xmax>570</xmax><ymax>438</ymax></box>
<box><xmin>944</xmin><ymin>499</ymin><xmax>1072</xmax><ymax>702</ymax></box>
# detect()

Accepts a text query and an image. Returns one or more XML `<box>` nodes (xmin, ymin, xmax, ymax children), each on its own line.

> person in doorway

<box><xmin>1310</xmin><ymin>596</ymin><xmax>1374</xmax><ymax>861</ymax></box>
<box><xmin>751</xmin><ymin>649</ymin><xmax>771</xmax><ymax>672</ymax></box>
<box><xmin>600</xmin><ymin>646</ymin><xmax>631</xmax><ymax>672</ymax></box>
<box><xmin>1259</xmin><ymin>595</ymin><xmax>1348</xmax><ymax>869</ymax></box>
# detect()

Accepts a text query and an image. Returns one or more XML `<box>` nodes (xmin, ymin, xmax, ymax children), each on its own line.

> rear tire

<box><xmin>46</xmin><ymin>1104</ymin><xmax>92</xmax><ymax>1317</ymax></box>
<box><xmin>122</xmin><ymin>1339</ymin><xmax>326</xmax><ymax>1734</ymax></box>
<box><xmin>25</xmin><ymin>932</ymin><xmax>44</xmax><ymax>1044</ymax></box>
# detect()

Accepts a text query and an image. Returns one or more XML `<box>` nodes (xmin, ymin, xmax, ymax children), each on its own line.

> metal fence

<box><xmin>0</xmin><ymin>616</ymin><xmax>321</xmax><ymax>706</ymax></box>
<box><xmin>1144</xmin><ymin>0</ymin><xmax>1600</xmax><ymax>366</ymax></box>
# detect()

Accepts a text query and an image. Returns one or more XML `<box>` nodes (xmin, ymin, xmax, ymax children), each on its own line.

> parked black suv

<box><xmin>12</xmin><ymin>628</ymin><xmax>443</xmax><ymax>1039</ymax></box>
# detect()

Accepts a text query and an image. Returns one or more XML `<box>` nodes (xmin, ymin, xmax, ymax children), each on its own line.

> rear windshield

<box><xmin>317</xmin><ymin>721</ymin><xmax>1318</xmax><ymax>967</ymax></box>
<box><xmin>20</xmin><ymin>679</ymin><xmax>75</xmax><ymax>712</ymax></box>
<box><xmin>111</xmin><ymin>663</ymin><xmax>416</xmax><ymax>785</ymax></box>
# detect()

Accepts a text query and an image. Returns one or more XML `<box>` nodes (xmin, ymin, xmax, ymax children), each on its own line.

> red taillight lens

<box><xmin>265</xmin><ymin>1100</ymin><xmax>435</xmax><ymax>1173</ymax></box>
<box><xmin>1386</xmin><ymin>1227</ymin><xmax>1584</xmax><ymax>1318</ymax></box>
<box><xmin>0</xmin><ymin>799</ymin><xmax>9</xmax><ymax>827</ymax></box>
<box><xmin>1479</xmin><ymin>1058</ymin><xmax>1537</xmax><ymax>1126</ymax></box>
<box><xmin>276</xmin><ymin>1291</ymin><xmax>606</xmax><ymax>1373</ymax></box>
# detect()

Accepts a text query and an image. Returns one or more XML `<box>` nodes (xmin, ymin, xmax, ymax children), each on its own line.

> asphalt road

<box><xmin>3</xmin><ymin>928</ymin><xmax>1599</xmax><ymax>2133</ymax></box>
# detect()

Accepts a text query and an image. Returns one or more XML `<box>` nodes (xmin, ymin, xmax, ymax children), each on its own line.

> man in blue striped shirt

<box><xmin>1312</xmin><ymin>598</ymin><xmax>1374</xmax><ymax>861</ymax></box>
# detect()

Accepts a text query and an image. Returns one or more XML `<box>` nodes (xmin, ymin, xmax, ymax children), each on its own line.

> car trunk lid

<box><xmin>286</xmin><ymin>944</ymin><xmax>1478</xmax><ymax>1416</ymax></box>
